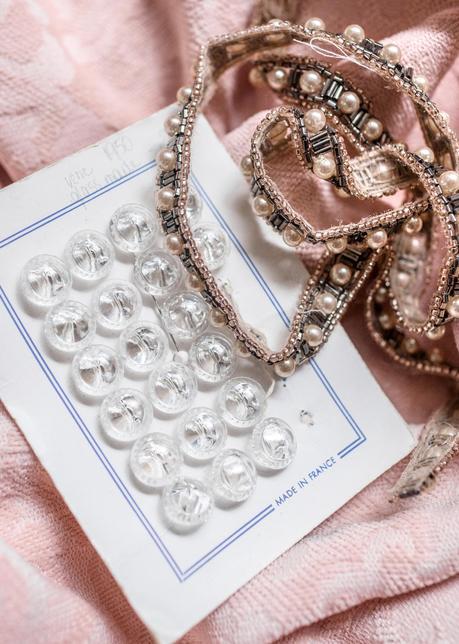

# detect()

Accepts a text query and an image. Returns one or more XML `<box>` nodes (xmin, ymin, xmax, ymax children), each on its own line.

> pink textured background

<box><xmin>0</xmin><ymin>1</ymin><xmax>458</xmax><ymax>642</ymax></box>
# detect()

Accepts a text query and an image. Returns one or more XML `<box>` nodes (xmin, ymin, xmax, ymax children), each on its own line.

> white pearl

<box><xmin>403</xmin><ymin>216</ymin><xmax>423</xmax><ymax>234</ymax></box>
<box><xmin>305</xmin><ymin>17</ymin><xmax>325</xmax><ymax>31</ymax></box>
<box><xmin>210</xmin><ymin>308</ymin><xmax>227</xmax><ymax>327</ymax></box>
<box><xmin>252</xmin><ymin>195</ymin><xmax>274</xmax><ymax>217</ymax></box>
<box><xmin>165</xmin><ymin>233</ymin><xmax>184</xmax><ymax>255</ymax></box>
<box><xmin>362</xmin><ymin>117</ymin><xmax>383</xmax><ymax>141</ymax></box>
<box><xmin>379</xmin><ymin>312</ymin><xmax>394</xmax><ymax>330</ymax></box>
<box><xmin>367</xmin><ymin>229</ymin><xmax>388</xmax><ymax>249</ymax></box>
<box><xmin>439</xmin><ymin>170</ymin><xmax>459</xmax><ymax>195</ymax></box>
<box><xmin>337</xmin><ymin>91</ymin><xmax>361</xmax><ymax>114</ymax></box>
<box><xmin>381</xmin><ymin>43</ymin><xmax>401</xmax><ymax>64</ymax></box>
<box><xmin>326</xmin><ymin>237</ymin><xmax>347</xmax><ymax>254</ymax></box>
<box><xmin>330</xmin><ymin>263</ymin><xmax>352</xmax><ymax>286</ymax></box>
<box><xmin>164</xmin><ymin>114</ymin><xmax>181</xmax><ymax>136</ymax></box>
<box><xmin>426</xmin><ymin>326</ymin><xmax>446</xmax><ymax>340</ymax></box>
<box><xmin>299</xmin><ymin>69</ymin><xmax>324</xmax><ymax>94</ymax></box>
<box><xmin>240</xmin><ymin>155</ymin><xmax>253</xmax><ymax>176</ymax></box>
<box><xmin>375</xmin><ymin>287</ymin><xmax>387</xmax><ymax>304</ymax></box>
<box><xmin>274</xmin><ymin>358</ymin><xmax>296</xmax><ymax>378</ymax></box>
<box><xmin>447</xmin><ymin>295</ymin><xmax>459</xmax><ymax>318</ymax></box>
<box><xmin>403</xmin><ymin>337</ymin><xmax>418</xmax><ymax>354</ymax></box>
<box><xmin>187</xmin><ymin>273</ymin><xmax>203</xmax><ymax>291</ymax></box>
<box><xmin>395</xmin><ymin>271</ymin><xmax>410</xmax><ymax>288</ymax></box>
<box><xmin>156</xmin><ymin>186</ymin><xmax>174</xmax><ymax>210</ymax></box>
<box><xmin>304</xmin><ymin>108</ymin><xmax>326</xmax><ymax>133</ymax></box>
<box><xmin>156</xmin><ymin>147</ymin><xmax>176</xmax><ymax>171</ymax></box>
<box><xmin>315</xmin><ymin>291</ymin><xmax>337</xmax><ymax>314</ymax></box>
<box><xmin>343</xmin><ymin>24</ymin><xmax>365</xmax><ymax>43</ymax></box>
<box><xmin>313</xmin><ymin>155</ymin><xmax>336</xmax><ymax>179</ymax></box>
<box><xmin>303</xmin><ymin>324</ymin><xmax>324</xmax><ymax>347</ymax></box>
<box><xmin>415</xmin><ymin>146</ymin><xmax>434</xmax><ymax>163</ymax></box>
<box><xmin>266</xmin><ymin>67</ymin><xmax>288</xmax><ymax>90</ymax></box>
<box><xmin>283</xmin><ymin>225</ymin><xmax>304</xmax><ymax>247</ymax></box>
<box><xmin>176</xmin><ymin>86</ymin><xmax>192</xmax><ymax>104</ymax></box>
<box><xmin>413</xmin><ymin>74</ymin><xmax>429</xmax><ymax>92</ymax></box>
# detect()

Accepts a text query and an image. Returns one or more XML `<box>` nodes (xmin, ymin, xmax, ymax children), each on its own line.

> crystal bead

<box><xmin>177</xmin><ymin>407</ymin><xmax>227</xmax><ymax>461</ymax></box>
<box><xmin>20</xmin><ymin>254</ymin><xmax>71</xmax><ymax>308</ymax></box>
<box><xmin>92</xmin><ymin>280</ymin><xmax>142</xmax><ymax>331</ymax></box>
<box><xmin>193</xmin><ymin>224</ymin><xmax>230</xmax><ymax>271</ymax></box>
<box><xmin>119</xmin><ymin>320</ymin><xmax>169</xmax><ymax>374</ymax></box>
<box><xmin>64</xmin><ymin>230</ymin><xmax>114</xmax><ymax>281</ymax></box>
<box><xmin>72</xmin><ymin>344</ymin><xmax>123</xmax><ymax>398</ymax></box>
<box><xmin>130</xmin><ymin>432</ymin><xmax>182</xmax><ymax>489</ymax></box>
<box><xmin>185</xmin><ymin>188</ymin><xmax>202</xmax><ymax>226</ymax></box>
<box><xmin>161</xmin><ymin>478</ymin><xmax>214</xmax><ymax>532</ymax></box>
<box><xmin>216</xmin><ymin>377</ymin><xmax>267</xmax><ymax>430</ymax></box>
<box><xmin>248</xmin><ymin>417</ymin><xmax>297</xmax><ymax>471</ymax></box>
<box><xmin>163</xmin><ymin>292</ymin><xmax>209</xmax><ymax>340</ymax></box>
<box><xmin>44</xmin><ymin>300</ymin><xmax>95</xmax><ymax>353</ymax></box>
<box><xmin>134</xmin><ymin>250</ymin><xmax>182</xmax><ymax>298</ymax></box>
<box><xmin>189</xmin><ymin>332</ymin><xmax>236</xmax><ymax>384</ymax></box>
<box><xmin>109</xmin><ymin>203</ymin><xmax>157</xmax><ymax>254</ymax></box>
<box><xmin>100</xmin><ymin>388</ymin><xmax>152</xmax><ymax>445</ymax></box>
<box><xmin>209</xmin><ymin>448</ymin><xmax>257</xmax><ymax>504</ymax></box>
<box><xmin>148</xmin><ymin>361</ymin><xmax>197</xmax><ymax>414</ymax></box>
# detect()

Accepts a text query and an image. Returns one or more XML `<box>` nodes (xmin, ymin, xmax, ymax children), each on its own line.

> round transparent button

<box><xmin>20</xmin><ymin>254</ymin><xmax>71</xmax><ymax>308</ymax></box>
<box><xmin>248</xmin><ymin>417</ymin><xmax>297</xmax><ymax>471</ymax></box>
<box><xmin>64</xmin><ymin>230</ymin><xmax>114</xmax><ymax>281</ymax></box>
<box><xmin>185</xmin><ymin>189</ymin><xmax>202</xmax><ymax>227</ymax></box>
<box><xmin>100</xmin><ymin>388</ymin><xmax>152</xmax><ymax>445</ymax></box>
<box><xmin>134</xmin><ymin>250</ymin><xmax>182</xmax><ymax>298</ymax></box>
<box><xmin>130</xmin><ymin>432</ymin><xmax>182</xmax><ymax>489</ymax></box>
<box><xmin>72</xmin><ymin>344</ymin><xmax>123</xmax><ymax>398</ymax></box>
<box><xmin>92</xmin><ymin>280</ymin><xmax>142</xmax><ymax>331</ymax></box>
<box><xmin>148</xmin><ymin>362</ymin><xmax>197</xmax><ymax>415</ymax></box>
<box><xmin>189</xmin><ymin>332</ymin><xmax>236</xmax><ymax>384</ymax></box>
<box><xmin>162</xmin><ymin>478</ymin><xmax>213</xmax><ymax>533</ymax></box>
<box><xmin>44</xmin><ymin>300</ymin><xmax>95</xmax><ymax>353</ymax></box>
<box><xmin>177</xmin><ymin>407</ymin><xmax>227</xmax><ymax>461</ymax></box>
<box><xmin>194</xmin><ymin>224</ymin><xmax>230</xmax><ymax>271</ymax></box>
<box><xmin>109</xmin><ymin>203</ymin><xmax>157</xmax><ymax>254</ymax></box>
<box><xmin>209</xmin><ymin>448</ymin><xmax>257</xmax><ymax>504</ymax></box>
<box><xmin>119</xmin><ymin>320</ymin><xmax>168</xmax><ymax>374</ymax></box>
<box><xmin>216</xmin><ymin>377</ymin><xmax>267</xmax><ymax>430</ymax></box>
<box><xmin>163</xmin><ymin>292</ymin><xmax>209</xmax><ymax>340</ymax></box>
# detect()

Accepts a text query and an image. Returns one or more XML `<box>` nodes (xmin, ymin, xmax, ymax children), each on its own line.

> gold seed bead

<box><xmin>210</xmin><ymin>308</ymin><xmax>227</xmax><ymax>328</ymax></box>
<box><xmin>313</xmin><ymin>155</ymin><xmax>336</xmax><ymax>179</ymax></box>
<box><xmin>176</xmin><ymin>86</ymin><xmax>192</xmax><ymax>104</ymax></box>
<box><xmin>446</xmin><ymin>295</ymin><xmax>459</xmax><ymax>318</ymax></box>
<box><xmin>367</xmin><ymin>228</ymin><xmax>388</xmax><ymax>249</ymax></box>
<box><xmin>381</xmin><ymin>43</ymin><xmax>401</xmax><ymax>64</ymax></box>
<box><xmin>252</xmin><ymin>194</ymin><xmax>274</xmax><ymax>217</ymax></box>
<box><xmin>164</xmin><ymin>114</ymin><xmax>181</xmax><ymax>136</ymax></box>
<box><xmin>165</xmin><ymin>233</ymin><xmax>184</xmax><ymax>255</ymax></box>
<box><xmin>413</xmin><ymin>74</ymin><xmax>429</xmax><ymax>92</ymax></box>
<box><xmin>362</xmin><ymin>117</ymin><xmax>383</xmax><ymax>141</ymax></box>
<box><xmin>326</xmin><ymin>237</ymin><xmax>347</xmax><ymax>254</ymax></box>
<box><xmin>403</xmin><ymin>216</ymin><xmax>423</xmax><ymax>234</ymax></box>
<box><xmin>303</xmin><ymin>324</ymin><xmax>324</xmax><ymax>347</ymax></box>
<box><xmin>283</xmin><ymin>225</ymin><xmax>304</xmax><ymax>247</ymax></box>
<box><xmin>415</xmin><ymin>146</ymin><xmax>434</xmax><ymax>163</ymax></box>
<box><xmin>330</xmin><ymin>262</ymin><xmax>352</xmax><ymax>286</ymax></box>
<box><xmin>438</xmin><ymin>170</ymin><xmax>459</xmax><ymax>195</ymax></box>
<box><xmin>426</xmin><ymin>326</ymin><xmax>446</xmax><ymax>341</ymax></box>
<box><xmin>305</xmin><ymin>17</ymin><xmax>325</xmax><ymax>31</ymax></box>
<box><xmin>266</xmin><ymin>67</ymin><xmax>288</xmax><ymax>90</ymax></box>
<box><xmin>240</xmin><ymin>155</ymin><xmax>253</xmax><ymax>176</ymax></box>
<box><xmin>315</xmin><ymin>291</ymin><xmax>337</xmax><ymax>314</ymax></box>
<box><xmin>337</xmin><ymin>90</ymin><xmax>361</xmax><ymax>114</ymax></box>
<box><xmin>274</xmin><ymin>357</ymin><xmax>296</xmax><ymax>378</ymax></box>
<box><xmin>343</xmin><ymin>24</ymin><xmax>365</xmax><ymax>44</ymax></box>
<box><xmin>156</xmin><ymin>186</ymin><xmax>174</xmax><ymax>211</ymax></box>
<box><xmin>304</xmin><ymin>108</ymin><xmax>326</xmax><ymax>133</ymax></box>
<box><xmin>299</xmin><ymin>69</ymin><xmax>324</xmax><ymax>94</ymax></box>
<box><xmin>156</xmin><ymin>147</ymin><xmax>176</xmax><ymax>171</ymax></box>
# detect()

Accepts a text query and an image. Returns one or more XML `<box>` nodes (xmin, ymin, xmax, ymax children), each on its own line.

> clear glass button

<box><xmin>163</xmin><ymin>292</ymin><xmax>209</xmax><ymax>340</ymax></box>
<box><xmin>134</xmin><ymin>250</ymin><xmax>182</xmax><ymax>298</ymax></box>
<box><xmin>109</xmin><ymin>203</ymin><xmax>157</xmax><ymax>254</ymax></box>
<box><xmin>72</xmin><ymin>344</ymin><xmax>123</xmax><ymax>398</ymax></box>
<box><xmin>92</xmin><ymin>280</ymin><xmax>142</xmax><ymax>331</ymax></box>
<box><xmin>100</xmin><ymin>388</ymin><xmax>152</xmax><ymax>445</ymax></box>
<box><xmin>119</xmin><ymin>320</ymin><xmax>169</xmax><ymax>374</ymax></box>
<box><xmin>130</xmin><ymin>432</ymin><xmax>182</xmax><ymax>489</ymax></box>
<box><xmin>248</xmin><ymin>417</ymin><xmax>297</xmax><ymax>471</ymax></box>
<box><xmin>216</xmin><ymin>377</ymin><xmax>267</xmax><ymax>430</ymax></box>
<box><xmin>161</xmin><ymin>478</ymin><xmax>213</xmax><ymax>532</ymax></box>
<box><xmin>64</xmin><ymin>230</ymin><xmax>114</xmax><ymax>281</ymax></box>
<box><xmin>189</xmin><ymin>332</ymin><xmax>236</xmax><ymax>384</ymax></box>
<box><xmin>148</xmin><ymin>362</ymin><xmax>197</xmax><ymax>415</ymax></box>
<box><xmin>20</xmin><ymin>254</ymin><xmax>71</xmax><ymax>308</ymax></box>
<box><xmin>209</xmin><ymin>448</ymin><xmax>257</xmax><ymax>504</ymax></box>
<box><xmin>193</xmin><ymin>224</ymin><xmax>230</xmax><ymax>271</ymax></box>
<box><xmin>177</xmin><ymin>407</ymin><xmax>227</xmax><ymax>461</ymax></box>
<box><xmin>44</xmin><ymin>300</ymin><xmax>95</xmax><ymax>353</ymax></box>
<box><xmin>185</xmin><ymin>188</ymin><xmax>202</xmax><ymax>227</ymax></box>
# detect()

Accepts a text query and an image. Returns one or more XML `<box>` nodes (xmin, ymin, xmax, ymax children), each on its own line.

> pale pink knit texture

<box><xmin>0</xmin><ymin>1</ymin><xmax>458</xmax><ymax>642</ymax></box>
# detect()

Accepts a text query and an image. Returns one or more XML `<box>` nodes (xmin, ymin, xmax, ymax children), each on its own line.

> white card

<box><xmin>0</xmin><ymin>107</ymin><xmax>414</xmax><ymax>643</ymax></box>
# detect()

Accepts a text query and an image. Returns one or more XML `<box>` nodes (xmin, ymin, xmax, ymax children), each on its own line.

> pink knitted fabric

<box><xmin>0</xmin><ymin>1</ymin><xmax>458</xmax><ymax>642</ymax></box>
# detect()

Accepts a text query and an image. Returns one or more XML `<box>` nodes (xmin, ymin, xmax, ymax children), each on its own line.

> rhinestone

<box><xmin>92</xmin><ymin>280</ymin><xmax>142</xmax><ymax>331</ymax></box>
<box><xmin>100</xmin><ymin>388</ymin><xmax>152</xmax><ymax>444</ymax></box>
<box><xmin>216</xmin><ymin>377</ymin><xmax>267</xmax><ymax>430</ymax></box>
<box><xmin>134</xmin><ymin>250</ymin><xmax>182</xmax><ymax>298</ymax></box>
<box><xmin>164</xmin><ymin>292</ymin><xmax>209</xmax><ymax>340</ymax></box>
<box><xmin>248</xmin><ymin>417</ymin><xmax>297</xmax><ymax>471</ymax></box>
<box><xmin>209</xmin><ymin>448</ymin><xmax>257</xmax><ymax>504</ymax></box>
<box><xmin>72</xmin><ymin>344</ymin><xmax>123</xmax><ymax>398</ymax></box>
<box><xmin>193</xmin><ymin>224</ymin><xmax>230</xmax><ymax>271</ymax></box>
<box><xmin>109</xmin><ymin>203</ymin><xmax>157</xmax><ymax>254</ymax></box>
<box><xmin>177</xmin><ymin>407</ymin><xmax>227</xmax><ymax>461</ymax></box>
<box><xmin>64</xmin><ymin>230</ymin><xmax>114</xmax><ymax>281</ymax></box>
<box><xmin>161</xmin><ymin>478</ymin><xmax>214</xmax><ymax>532</ymax></box>
<box><xmin>189</xmin><ymin>332</ymin><xmax>237</xmax><ymax>384</ymax></box>
<box><xmin>119</xmin><ymin>320</ymin><xmax>169</xmax><ymax>374</ymax></box>
<box><xmin>44</xmin><ymin>300</ymin><xmax>95</xmax><ymax>353</ymax></box>
<box><xmin>130</xmin><ymin>432</ymin><xmax>182</xmax><ymax>489</ymax></box>
<box><xmin>20</xmin><ymin>254</ymin><xmax>71</xmax><ymax>308</ymax></box>
<box><xmin>148</xmin><ymin>361</ymin><xmax>197</xmax><ymax>414</ymax></box>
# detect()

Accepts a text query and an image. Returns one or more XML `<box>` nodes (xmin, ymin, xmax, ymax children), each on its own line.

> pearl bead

<box><xmin>375</xmin><ymin>287</ymin><xmax>388</xmax><ymax>304</ymax></box>
<box><xmin>326</xmin><ymin>237</ymin><xmax>347</xmax><ymax>254</ymax></box>
<box><xmin>406</xmin><ymin>236</ymin><xmax>423</xmax><ymax>253</ymax></box>
<box><xmin>413</xmin><ymin>74</ymin><xmax>429</xmax><ymax>92</ymax></box>
<box><xmin>395</xmin><ymin>272</ymin><xmax>410</xmax><ymax>288</ymax></box>
<box><xmin>415</xmin><ymin>146</ymin><xmax>434</xmax><ymax>163</ymax></box>
<box><xmin>403</xmin><ymin>216</ymin><xmax>423</xmax><ymax>234</ymax></box>
<box><xmin>303</xmin><ymin>324</ymin><xmax>324</xmax><ymax>347</ymax></box>
<box><xmin>305</xmin><ymin>17</ymin><xmax>325</xmax><ymax>31</ymax></box>
<box><xmin>252</xmin><ymin>195</ymin><xmax>274</xmax><ymax>217</ymax></box>
<box><xmin>210</xmin><ymin>308</ymin><xmax>227</xmax><ymax>328</ymax></box>
<box><xmin>379</xmin><ymin>313</ymin><xmax>393</xmax><ymax>330</ymax></box>
<box><xmin>299</xmin><ymin>69</ymin><xmax>324</xmax><ymax>94</ymax></box>
<box><xmin>235</xmin><ymin>340</ymin><xmax>251</xmax><ymax>358</ymax></box>
<box><xmin>240</xmin><ymin>155</ymin><xmax>253</xmax><ymax>176</ymax></box>
<box><xmin>165</xmin><ymin>233</ymin><xmax>184</xmax><ymax>255</ymax></box>
<box><xmin>315</xmin><ymin>291</ymin><xmax>337</xmax><ymax>314</ymax></box>
<box><xmin>164</xmin><ymin>114</ymin><xmax>181</xmax><ymax>136</ymax></box>
<box><xmin>187</xmin><ymin>273</ymin><xmax>203</xmax><ymax>291</ymax></box>
<box><xmin>330</xmin><ymin>263</ymin><xmax>352</xmax><ymax>286</ymax></box>
<box><xmin>438</xmin><ymin>170</ymin><xmax>459</xmax><ymax>195</ymax></box>
<box><xmin>176</xmin><ymin>86</ymin><xmax>192</xmax><ymax>104</ymax></box>
<box><xmin>266</xmin><ymin>67</ymin><xmax>288</xmax><ymax>90</ymax></box>
<box><xmin>274</xmin><ymin>357</ymin><xmax>296</xmax><ymax>378</ymax></box>
<box><xmin>403</xmin><ymin>337</ymin><xmax>418</xmax><ymax>354</ymax></box>
<box><xmin>430</xmin><ymin>347</ymin><xmax>443</xmax><ymax>364</ymax></box>
<box><xmin>426</xmin><ymin>326</ymin><xmax>446</xmax><ymax>340</ymax></box>
<box><xmin>381</xmin><ymin>43</ymin><xmax>401</xmax><ymax>64</ymax></box>
<box><xmin>156</xmin><ymin>147</ymin><xmax>176</xmax><ymax>171</ymax></box>
<box><xmin>313</xmin><ymin>155</ymin><xmax>336</xmax><ymax>180</ymax></box>
<box><xmin>156</xmin><ymin>186</ymin><xmax>175</xmax><ymax>211</ymax></box>
<box><xmin>283</xmin><ymin>225</ymin><xmax>304</xmax><ymax>247</ymax></box>
<box><xmin>343</xmin><ymin>24</ymin><xmax>365</xmax><ymax>43</ymax></box>
<box><xmin>337</xmin><ymin>91</ymin><xmax>361</xmax><ymax>114</ymax></box>
<box><xmin>249</xmin><ymin>66</ymin><xmax>265</xmax><ymax>88</ymax></box>
<box><xmin>367</xmin><ymin>228</ymin><xmax>388</xmax><ymax>249</ymax></box>
<box><xmin>362</xmin><ymin>117</ymin><xmax>383</xmax><ymax>141</ymax></box>
<box><xmin>447</xmin><ymin>295</ymin><xmax>459</xmax><ymax>318</ymax></box>
<box><xmin>304</xmin><ymin>108</ymin><xmax>326</xmax><ymax>133</ymax></box>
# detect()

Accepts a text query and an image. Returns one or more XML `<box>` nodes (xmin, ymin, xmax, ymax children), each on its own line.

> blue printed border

<box><xmin>0</xmin><ymin>157</ymin><xmax>365</xmax><ymax>582</ymax></box>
